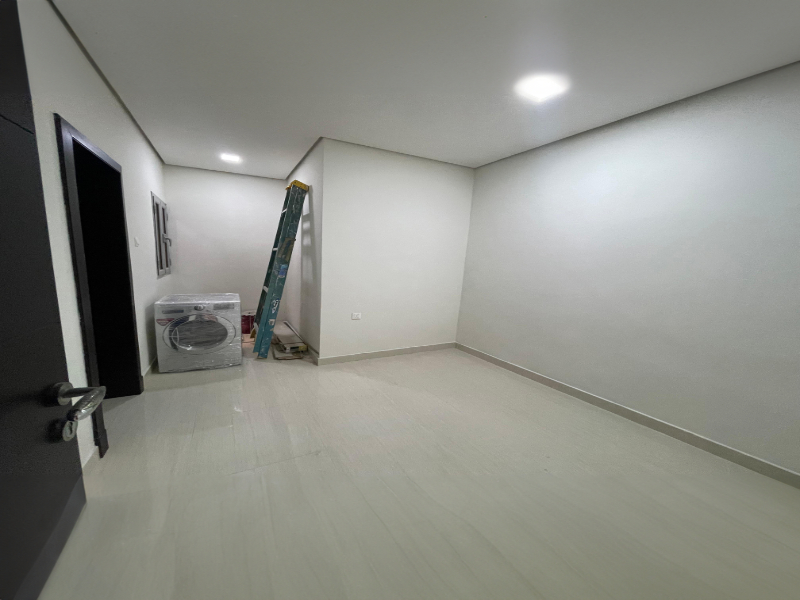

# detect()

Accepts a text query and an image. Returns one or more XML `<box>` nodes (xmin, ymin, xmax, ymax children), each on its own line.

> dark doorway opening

<box><xmin>55</xmin><ymin>115</ymin><xmax>143</xmax><ymax>457</ymax></box>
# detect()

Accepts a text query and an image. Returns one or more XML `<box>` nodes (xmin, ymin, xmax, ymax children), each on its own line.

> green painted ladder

<box><xmin>252</xmin><ymin>180</ymin><xmax>309</xmax><ymax>358</ymax></box>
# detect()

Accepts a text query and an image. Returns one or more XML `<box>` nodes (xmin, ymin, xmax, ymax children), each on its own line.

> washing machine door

<box><xmin>163</xmin><ymin>314</ymin><xmax>236</xmax><ymax>355</ymax></box>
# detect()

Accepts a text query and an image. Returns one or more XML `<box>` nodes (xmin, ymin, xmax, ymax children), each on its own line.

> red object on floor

<box><xmin>241</xmin><ymin>311</ymin><xmax>256</xmax><ymax>334</ymax></box>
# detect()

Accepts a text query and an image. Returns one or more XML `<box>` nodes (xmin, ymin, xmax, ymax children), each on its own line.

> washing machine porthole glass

<box><xmin>165</xmin><ymin>314</ymin><xmax>235</xmax><ymax>354</ymax></box>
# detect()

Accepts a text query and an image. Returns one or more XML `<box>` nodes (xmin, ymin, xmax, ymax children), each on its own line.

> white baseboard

<box><xmin>317</xmin><ymin>342</ymin><xmax>456</xmax><ymax>366</ymax></box>
<box><xmin>143</xmin><ymin>355</ymin><xmax>157</xmax><ymax>377</ymax></box>
<box><xmin>456</xmin><ymin>343</ymin><xmax>800</xmax><ymax>490</ymax></box>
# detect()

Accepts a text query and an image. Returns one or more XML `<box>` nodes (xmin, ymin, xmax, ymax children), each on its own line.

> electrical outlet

<box><xmin>351</xmin><ymin>312</ymin><xmax>362</xmax><ymax>320</ymax></box>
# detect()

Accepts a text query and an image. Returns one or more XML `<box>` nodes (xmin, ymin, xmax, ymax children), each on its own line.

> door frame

<box><xmin>54</xmin><ymin>114</ymin><xmax>143</xmax><ymax>456</ymax></box>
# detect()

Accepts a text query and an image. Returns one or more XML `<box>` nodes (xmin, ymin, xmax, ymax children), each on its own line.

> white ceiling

<box><xmin>54</xmin><ymin>0</ymin><xmax>800</xmax><ymax>179</ymax></box>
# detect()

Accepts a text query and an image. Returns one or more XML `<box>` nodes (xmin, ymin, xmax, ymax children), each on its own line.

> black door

<box><xmin>0</xmin><ymin>3</ymin><xmax>90</xmax><ymax>599</ymax></box>
<box><xmin>56</xmin><ymin>116</ymin><xmax>144</xmax><ymax>409</ymax></box>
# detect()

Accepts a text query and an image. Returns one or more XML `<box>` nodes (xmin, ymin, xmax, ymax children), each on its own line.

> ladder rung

<box><xmin>263</xmin><ymin>286</ymin><xmax>268</xmax><ymax>293</ymax></box>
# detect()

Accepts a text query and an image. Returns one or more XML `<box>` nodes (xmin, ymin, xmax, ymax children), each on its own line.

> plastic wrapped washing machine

<box><xmin>154</xmin><ymin>294</ymin><xmax>242</xmax><ymax>372</ymax></box>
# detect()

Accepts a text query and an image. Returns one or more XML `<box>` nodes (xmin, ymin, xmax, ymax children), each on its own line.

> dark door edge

<box><xmin>12</xmin><ymin>476</ymin><xmax>86</xmax><ymax>600</ymax></box>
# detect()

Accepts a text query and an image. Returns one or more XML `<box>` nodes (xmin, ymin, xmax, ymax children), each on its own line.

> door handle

<box><xmin>50</xmin><ymin>383</ymin><xmax>107</xmax><ymax>441</ymax></box>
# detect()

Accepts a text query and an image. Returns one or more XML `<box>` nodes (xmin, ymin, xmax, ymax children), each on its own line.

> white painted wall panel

<box><xmin>163</xmin><ymin>166</ymin><xmax>288</xmax><ymax>316</ymax></box>
<box><xmin>459</xmin><ymin>64</ymin><xmax>800</xmax><ymax>473</ymax></box>
<box><xmin>285</xmin><ymin>141</ymin><xmax>324</xmax><ymax>352</ymax></box>
<box><xmin>320</xmin><ymin>140</ymin><xmax>473</xmax><ymax>358</ymax></box>
<box><xmin>20</xmin><ymin>0</ymin><xmax>168</xmax><ymax>464</ymax></box>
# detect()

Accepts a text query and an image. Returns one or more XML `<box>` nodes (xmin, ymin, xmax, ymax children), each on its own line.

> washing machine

<box><xmin>155</xmin><ymin>293</ymin><xmax>242</xmax><ymax>373</ymax></box>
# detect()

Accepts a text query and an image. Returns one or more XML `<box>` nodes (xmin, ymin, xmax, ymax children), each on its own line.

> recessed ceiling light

<box><xmin>220</xmin><ymin>153</ymin><xmax>242</xmax><ymax>163</ymax></box>
<box><xmin>514</xmin><ymin>74</ymin><xmax>570</xmax><ymax>103</ymax></box>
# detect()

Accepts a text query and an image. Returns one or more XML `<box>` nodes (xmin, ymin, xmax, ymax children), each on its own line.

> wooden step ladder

<box><xmin>252</xmin><ymin>180</ymin><xmax>308</xmax><ymax>358</ymax></box>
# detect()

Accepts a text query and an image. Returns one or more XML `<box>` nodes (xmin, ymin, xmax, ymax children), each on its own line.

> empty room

<box><xmin>2</xmin><ymin>0</ymin><xmax>800</xmax><ymax>598</ymax></box>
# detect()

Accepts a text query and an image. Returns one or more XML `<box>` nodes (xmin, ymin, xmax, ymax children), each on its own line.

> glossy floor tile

<box><xmin>40</xmin><ymin>348</ymin><xmax>800</xmax><ymax>599</ymax></box>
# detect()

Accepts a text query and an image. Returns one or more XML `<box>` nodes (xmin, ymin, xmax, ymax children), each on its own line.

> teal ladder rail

<box><xmin>253</xmin><ymin>180</ymin><xmax>308</xmax><ymax>358</ymax></box>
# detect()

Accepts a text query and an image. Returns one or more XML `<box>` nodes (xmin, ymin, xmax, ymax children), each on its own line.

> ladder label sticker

<box><xmin>278</xmin><ymin>264</ymin><xmax>288</xmax><ymax>278</ymax></box>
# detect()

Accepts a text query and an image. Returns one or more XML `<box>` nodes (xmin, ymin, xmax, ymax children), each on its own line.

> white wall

<box><xmin>458</xmin><ymin>63</ymin><xmax>800</xmax><ymax>474</ymax></box>
<box><xmin>320</xmin><ymin>140</ymin><xmax>473</xmax><ymax>359</ymax></box>
<box><xmin>163</xmin><ymin>166</ymin><xmax>290</xmax><ymax>315</ymax></box>
<box><xmin>20</xmin><ymin>0</ymin><xmax>168</xmax><ymax>465</ymax></box>
<box><xmin>285</xmin><ymin>141</ymin><xmax>324</xmax><ymax>352</ymax></box>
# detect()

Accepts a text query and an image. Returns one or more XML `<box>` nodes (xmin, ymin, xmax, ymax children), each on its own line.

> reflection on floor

<box><xmin>40</xmin><ymin>348</ymin><xmax>800</xmax><ymax>599</ymax></box>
